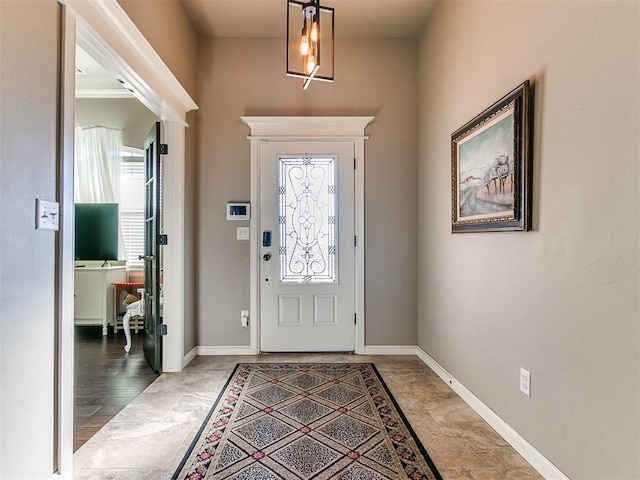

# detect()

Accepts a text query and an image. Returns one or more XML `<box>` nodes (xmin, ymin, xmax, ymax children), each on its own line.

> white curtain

<box><xmin>74</xmin><ymin>126</ymin><xmax>126</xmax><ymax>260</ymax></box>
<box><xmin>74</xmin><ymin>126</ymin><xmax>123</xmax><ymax>203</ymax></box>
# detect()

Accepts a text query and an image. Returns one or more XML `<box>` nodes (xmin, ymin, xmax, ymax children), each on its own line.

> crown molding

<box><xmin>75</xmin><ymin>88</ymin><xmax>135</xmax><ymax>99</ymax></box>
<box><xmin>241</xmin><ymin>116</ymin><xmax>374</xmax><ymax>138</ymax></box>
<box><xmin>64</xmin><ymin>0</ymin><xmax>197</xmax><ymax>123</ymax></box>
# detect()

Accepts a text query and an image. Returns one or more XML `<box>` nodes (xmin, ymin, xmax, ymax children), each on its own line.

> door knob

<box><xmin>263</xmin><ymin>253</ymin><xmax>272</xmax><ymax>261</ymax></box>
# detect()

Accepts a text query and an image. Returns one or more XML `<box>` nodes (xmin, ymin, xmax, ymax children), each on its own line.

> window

<box><xmin>120</xmin><ymin>150</ymin><xmax>144</xmax><ymax>268</ymax></box>
<box><xmin>278</xmin><ymin>156</ymin><xmax>337</xmax><ymax>283</ymax></box>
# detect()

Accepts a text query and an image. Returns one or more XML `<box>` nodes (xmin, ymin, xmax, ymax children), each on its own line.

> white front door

<box><xmin>259</xmin><ymin>141</ymin><xmax>356</xmax><ymax>352</ymax></box>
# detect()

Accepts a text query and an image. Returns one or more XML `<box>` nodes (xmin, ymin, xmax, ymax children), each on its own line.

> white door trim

<box><xmin>64</xmin><ymin>0</ymin><xmax>198</xmax><ymax>376</ymax></box>
<box><xmin>65</xmin><ymin>0</ymin><xmax>197</xmax><ymax>121</ymax></box>
<box><xmin>56</xmin><ymin>7</ymin><xmax>77</xmax><ymax>477</ymax></box>
<box><xmin>241</xmin><ymin>116</ymin><xmax>373</xmax><ymax>355</ymax></box>
<box><xmin>57</xmin><ymin>1</ymin><xmax>197</xmax><ymax>476</ymax></box>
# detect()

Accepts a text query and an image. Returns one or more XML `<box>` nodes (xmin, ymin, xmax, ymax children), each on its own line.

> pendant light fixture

<box><xmin>286</xmin><ymin>0</ymin><xmax>334</xmax><ymax>90</ymax></box>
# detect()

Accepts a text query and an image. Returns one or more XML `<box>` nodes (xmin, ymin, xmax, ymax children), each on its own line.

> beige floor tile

<box><xmin>437</xmin><ymin>467</ymin><xmax>479</xmax><ymax>480</ymax></box>
<box><xmin>80</xmin><ymin>422</ymin><xmax>197</xmax><ymax>470</ymax></box>
<box><xmin>472</xmin><ymin>467</ymin><xmax>545</xmax><ymax>480</ymax></box>
<box><xmin>427</xmin><ymin>396</ymin><xmax>487</xmax><ymax>425</ymax></box>
<box><xmin>73</xmin><ymin>354</ymin><xmax>543</xmax><ymax>479</ymax></box>
<box><xmin>110</xmin><ymin>392</ymin><xmax>184</xmax><ymax>423</ymax></box>
<box><xmin>72</xmin><ymin>469</ymin><xmax>172</xmax><ymax>480</ymax></box>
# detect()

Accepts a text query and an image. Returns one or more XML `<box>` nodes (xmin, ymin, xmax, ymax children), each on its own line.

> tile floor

<box><xmin>73</xmin><ymin>354</ymin><xmax>544</xmax><ymax>479</ymax></box>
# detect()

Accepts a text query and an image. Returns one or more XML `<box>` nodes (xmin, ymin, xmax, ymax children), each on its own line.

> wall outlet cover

<box><xmin>520</xmin><ymin>368</ymin><xmax>531</xmax><ymax>396</ymax></box>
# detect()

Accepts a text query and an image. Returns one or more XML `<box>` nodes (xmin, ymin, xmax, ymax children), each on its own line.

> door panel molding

<box><xmin>314</xmin><ymin>295</ymin><xmax>338</xmax><ymax>326</ymax></box>
<box><xmin>278</xmin><ymin>295</ymin><xmax>303</xmax><ymax>326</ymax></box>
<box><xmin>242</xmin><ymin>116</ymin><xmax>373</xmax><ymax>354</ymax></box>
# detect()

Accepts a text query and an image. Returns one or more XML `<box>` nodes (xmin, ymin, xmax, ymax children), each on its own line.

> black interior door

<box><xmin>143</xmin><ymin>122</ymin><xmax>162</xmax><ymax>373</ymax></box>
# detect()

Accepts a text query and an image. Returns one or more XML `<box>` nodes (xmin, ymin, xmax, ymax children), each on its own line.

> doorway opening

<box><xmin>72</xmin><ymin>44</ymin><xmax>162</xmax><ymax>451</ymax></box>
<box><xmin>58</xmin><ymin>3</ymin><xmax>197</xmax><ymax>473</ymax></box>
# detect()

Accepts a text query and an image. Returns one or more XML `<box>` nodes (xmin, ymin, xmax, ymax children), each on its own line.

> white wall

<box><xmin>0</xmin><ymin>1</ymin><xmax>61</xmax><ymax>477</ymax></box>
<box><xmin>417</xmin><ymin>1</ymin><xmax>639</xmax><ymax>478</ymax></box>
<box><xmin>75</xmin><ymin>98</ymin><xmax>160</xmax><ymax>149</ymax></box>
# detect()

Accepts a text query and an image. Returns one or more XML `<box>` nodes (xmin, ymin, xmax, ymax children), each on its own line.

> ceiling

<box><xmin>75</xmin><ymin>0</ymin><xmax>437</xmax><ymax>98</ymax></box>
<box><xmin>179</xmin><ymin>0</ymin><xmax>438</xmax><ymax>38</ymax></box>
<box><xmin>75</xmin><ymin>46</ymin><xmax>133</xmax><ymax>98</ymax></box>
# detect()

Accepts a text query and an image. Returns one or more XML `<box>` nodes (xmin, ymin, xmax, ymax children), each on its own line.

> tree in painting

<box><xmin>457</xmin><ymin>109</ymin><xmax>515</xmax><ymax>221</ymax></box>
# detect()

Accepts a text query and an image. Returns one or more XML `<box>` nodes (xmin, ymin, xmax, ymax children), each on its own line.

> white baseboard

<box><xmin>361</xmin><ymin>345</ymin><xmax>418</xmax><ymax>355</ymax></box>
<box><xmin>182</xmin><ymin>346</ymin><xmax>197</xmax><ymax>368</ymax></box>
<box><xmin>414</xmin><ymin>347</ymin><xmax>570</xmax><ymax>480</ymax></box>
<box><xmin>197</xmin><ymin>346</ymin><xmax>254</xmax><ymax>356</ymax></box>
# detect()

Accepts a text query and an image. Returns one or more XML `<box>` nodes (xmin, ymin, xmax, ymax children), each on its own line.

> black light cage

<box><xmin>286</xmin><ymin>0</ymin><xmax>335</xmax><ymax>89</ymax></box>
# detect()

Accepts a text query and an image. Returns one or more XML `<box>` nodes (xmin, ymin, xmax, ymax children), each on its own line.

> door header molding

<box><xmin>67</xmin><ymin>0</ymin><xmax>198</xmax><ymax>124</ymax></box>
<box><xmin>241</xmin><ymin>116</ymin><xmax>374</xmax><ymax>138</ymax></box>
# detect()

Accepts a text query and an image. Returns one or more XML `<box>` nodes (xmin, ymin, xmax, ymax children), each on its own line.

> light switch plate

<box><xmin>237</xmin><ymin>227</ymin><xmax>250</xmax><ymax>240</ymax></box>
<box><xmin>36</xmin><ymin>199</ymin><xmax>59</xmax><ymax>231</ymax></box>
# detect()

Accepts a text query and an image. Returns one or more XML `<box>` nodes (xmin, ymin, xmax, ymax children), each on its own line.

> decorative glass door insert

<box><xmin>278</xmin><ymin>156</ymin><xmax>336</xmax><ymax>283</ymax></box>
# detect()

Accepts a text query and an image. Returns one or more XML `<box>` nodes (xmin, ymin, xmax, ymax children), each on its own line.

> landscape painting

<box><xmin>457</xmin><ymin>107</ymin><xmax>515</xmax><ymax>221</ymax></box>
<box><xmin>451</xmin><ymin>81</ymin><xmax>532</xmax><ymax>233</ymax></box>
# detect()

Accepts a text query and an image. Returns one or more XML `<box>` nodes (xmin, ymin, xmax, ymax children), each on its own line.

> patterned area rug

<box><xmin>172</xmin><ymin>363</ymin><xmax>442</xmax><ymax>480</ymax></box>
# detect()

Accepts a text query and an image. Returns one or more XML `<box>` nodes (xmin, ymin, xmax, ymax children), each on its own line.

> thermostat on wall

<box><xmin>226</xmin><ymin>202</ymin><xmax>250</xmax><ymax>221</ymax></box>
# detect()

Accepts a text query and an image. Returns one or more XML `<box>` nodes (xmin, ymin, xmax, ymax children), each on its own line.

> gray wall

<box><xmin>75</xmin><ymin>98</ymin><xmax>160</xmax><ymax>149</ymax></box>
<box><xmin>195</xmin><ymin>37</ymin><xmax>418</xmax><ymax>347</ymax></box>
<box><xmin>118</xmin><ymin>0</ymin><xmax>197</xmax><ymax>98</ymax></box>
<box><xmin>0</xmin><ymin>1</ymin><xmax>60</xmax><ymax>477</ymax></box>
<box><xmin>417</xmin><ymin>1</ymin><xmax>639</xmax><ymax>478</ymax></box>
<box><xmin>0</xmin><ymin>2</ymin><xmax>199</xmax><ymax>473</ymax></box>
<box><xmin>117</xmin><ymin>0</ymin><xmax>199</xmax><ymax>354</ymax></box>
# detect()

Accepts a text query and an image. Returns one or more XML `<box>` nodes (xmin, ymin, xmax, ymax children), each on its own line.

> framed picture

<box><xmin>451</xmin><ymin>80</ymin><xmax>532</xmax><ymax>233</ymax></box>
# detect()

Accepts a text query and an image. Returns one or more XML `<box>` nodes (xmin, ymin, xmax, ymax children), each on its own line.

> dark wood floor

<box><xmin>74</xmin><ymin>326</ymin><xmax>159</xmax><ymax>452</ymax></box>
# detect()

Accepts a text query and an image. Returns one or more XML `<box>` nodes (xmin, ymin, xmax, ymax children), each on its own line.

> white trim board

<box><xmin>361</xmin><ymin>345</ymin><xmax>417</xmax><ymax>355</ymax></box>
<box><xmin>75</xmin><ymin>88</ymin><xmax>135</xmax><ymax>99</ymax></box>
<box><xmin>56</xmin><ymin>6</ymin><xmax>77</xmax><ymax>477</ymax></box>
<box><xmin>414</xmin><ymin>347</ymin><xmax>570</xmax><ymax>480</ymax></box>
<box><xmin>182</xmin><ymin>346</ymin><xmax>198</xmax><ymax>368</ymax></box>
<box><xmin>197</xmin><ymin>346</ymin><xmax>255</xmax><ymax>356</ymax></box>
<box><xmin>66</xmin><ymin>0</ymin><xmax>197</xmax><ymax>123</ymax></box>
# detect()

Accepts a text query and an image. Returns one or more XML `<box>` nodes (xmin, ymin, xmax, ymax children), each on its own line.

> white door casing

<box><xmin>58</xmin><ymin>2</ymin><xmax>197</xmax><ymax>477</ymax></box>
<box><xmin>260</xmin><ymin>142</ymin><xmax>355</xmax><ymax>351</ymax></box>
<box><xmin>241</xmin><ymin>116</ymin><xmax>374</xmax><ymax>355</ymax></box>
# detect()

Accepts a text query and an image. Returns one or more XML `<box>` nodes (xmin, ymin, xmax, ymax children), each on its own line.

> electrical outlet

<box><xmin>520</xmin><ymin>368</ymin><xmax>531</xmax><ymax>396</ymax></box>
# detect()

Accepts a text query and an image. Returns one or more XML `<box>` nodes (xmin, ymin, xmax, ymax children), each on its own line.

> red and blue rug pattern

<box><xmin>172</xmin><ymin>363</ymin><xmax>442</xmax><ymax>480</ymax></box>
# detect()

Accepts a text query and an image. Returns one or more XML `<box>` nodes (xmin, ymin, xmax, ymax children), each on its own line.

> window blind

<box><xmin>120</xmin><ymin>158</ymin><xmax>144</xmax><ymax>267</ymax></box>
